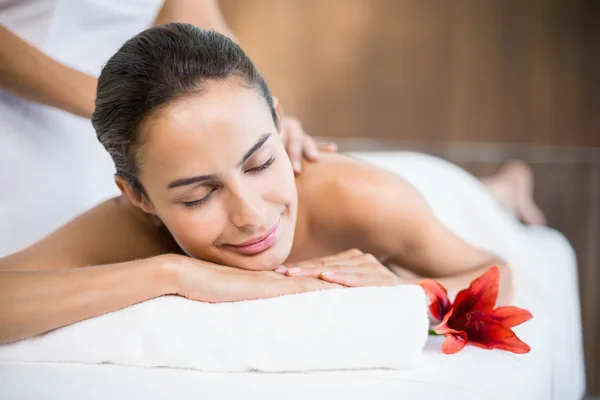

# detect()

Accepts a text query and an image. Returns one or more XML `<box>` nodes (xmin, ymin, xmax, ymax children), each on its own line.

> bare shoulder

<box><xmin>297</xmin><ymin>154</ymin><xmax>499</xmax><ymax>278</ymax></box>
<box><xmin>297</xmin><ymin>153</ymin><xmax>423</xmax><ymax>212</ymax></box>
<box><xmin>296</xmin><ymin>153</ymin><xmax>427</xmax><ymax>249</ymax></box>
<box><xmin>0</xmin><ymin>197</ymin><xmax>179</xmax><ymax>271</ymax></box>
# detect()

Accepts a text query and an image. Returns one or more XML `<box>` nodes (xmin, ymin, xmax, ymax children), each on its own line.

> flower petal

<box><xmin>434</xmin><ymin>309</ymin><xmax>468</xmax><ymax>339</ymax></box>
<box><xmin>489</xmin><ymin>306</ymin><xmax>533</xmax><ymax>328</ymax></box>
<box><xmin>434</xmin><ymin>307</ymin><xmax>453</xmax><ymax>332</ymax></box>
<box><xmin>452</xmin><ymin>266</ymin><xmax>500</xmax><ymax>317</ymax></box>
<box><xmin>465</xmin><ymin>318</ymin><xmax>531</xmax><ymax>354</ymax></box>
<box><xmin>468</xmin><ymin>337</ymin><xmax>531</xmax><ymax>353</ymax></box>
<box><xmin>442</xmin><ymin>334</ymin><xmax>468</xmax><ymax>354</ymax></box>
<box><xmin>419</xmin><ymin>279</ymin><xmax>451</xmax><ymax>321</ymax></box>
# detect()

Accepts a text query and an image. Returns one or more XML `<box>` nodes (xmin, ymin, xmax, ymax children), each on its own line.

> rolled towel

<box><xmin>0</xmin><ymin>285</ymin><xmax>428</xmax><ymax>372</ymax></box>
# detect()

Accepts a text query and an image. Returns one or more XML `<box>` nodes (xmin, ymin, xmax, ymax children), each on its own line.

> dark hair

<box><xmin>92</xmin><ymin>23</ymin><xmax>276</xmax><ymax>194</ymax></box>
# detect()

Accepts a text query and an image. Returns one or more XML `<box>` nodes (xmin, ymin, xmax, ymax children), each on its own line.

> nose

<box><xmin>227</xmin><ymin>181</ymin><xmax>267</xmax><ymax>230</ymax></box>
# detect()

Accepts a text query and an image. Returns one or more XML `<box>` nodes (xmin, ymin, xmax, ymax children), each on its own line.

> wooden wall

<box><xmin>220</xmin><ymin>0</ymin><xmax>599</xmax><ymax>394</ymax></box>
<box><xmin>221</xmin><ymin>0</ymin><xmax>597</xmax><ymax>146</ymax></box>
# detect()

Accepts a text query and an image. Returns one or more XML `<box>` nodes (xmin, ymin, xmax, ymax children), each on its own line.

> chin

<box><xmin>230</xmin><ymin>227</ymin><xmax>294</xmax><ymax>271</ymax></box>
<box><xmin>182</xmin><ymin>236</ymin><xmax>292</xmax><ymax>271</ymax></box>
<box><xmin>184</xmin><ymin>211</ymin><xmax>296</xmax><ymax>271</ymax></box>
<box><xmin>235</xmin><ymin>239</ymin><xmax>293</xmax><ymax>271</ymax></box>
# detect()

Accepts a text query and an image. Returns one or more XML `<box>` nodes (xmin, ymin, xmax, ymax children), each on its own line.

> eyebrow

<box><xmin>167</xmin><ymin>133</ymin><xmax>272</xmax><ymax>189</ymax></box>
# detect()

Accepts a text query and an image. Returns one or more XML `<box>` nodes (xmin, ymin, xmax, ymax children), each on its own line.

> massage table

<box><xmin>0</xmin><ymin>152</ymin><xmax>586</xmax><ymax>400</ymax></box>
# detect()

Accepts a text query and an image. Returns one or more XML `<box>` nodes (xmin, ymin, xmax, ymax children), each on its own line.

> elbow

<box><xmin>0</xmin><ymin>314</ymin><xmax>25</xmax><ymax>345</ymax></box>
<box><xmin>0</xmin><ymin>252</ymin><xmax>20</xmax><ymax>271</ymax></box>
<box><xmin>493</xmin><ymin>259</ymin><xmax>514</xmax><ymax>306</ymax></box>
<box><xmin>0</xmin><ymin>332</ymin><xmax>17</xmax><ymax>346</ymax></box>
<box><xmin>0</xmin><ymin>332</ymin><xmax>27</xmax><ymax>346</ymax></box>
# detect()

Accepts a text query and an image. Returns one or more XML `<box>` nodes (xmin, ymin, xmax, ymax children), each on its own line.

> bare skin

<box><xmin>481</xmin><ymin>160</ymin><xmax>547</xmax><ymax>226</ymax></box>
<box><xmin>0</xmin><ymin>152</ymin><xmax>538</xmax><ymax>343</ymax></box>
<box><xmin>0</xmin><ymin>82</ymin><xmax>545</xmax><ymax>344</ymax></box>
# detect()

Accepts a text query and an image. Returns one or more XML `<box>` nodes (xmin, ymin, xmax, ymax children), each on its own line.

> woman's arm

<box><xmin>0</xmin><ymin>254</ymin><xmax>338</xmax><ymax>345</ymax></box>
<box><xmin>0</xmin><ymin>258</ymin><xmax>174</xmax><ymax>345</ymax></box>
<box><xmin>1</xmin><ymin>198</ymin><xmax>178</xmax><ymax>272</ymax></box>
<box><xmin>351</xmin><ymin>167</ymin><xmax>513</xmax><ymax>303</ymax></box>
<box><xmin>302</xmin><ymin>155</ymin><xmax>513</xmax><ymax>304</ymax></box>
<box><xmin>0</xmin><ymin>26</ymin><xmax>97</xmax><ymax>118</ymax></box>
<box><xmin>0</xmin><ymin>198</ymin><xmax>337</xmax><ymax>344</ymax></box>
<box><xmin>0</xmin><ymin>198</ymin><xmax>178</xmax><ymax>344</ymax></box>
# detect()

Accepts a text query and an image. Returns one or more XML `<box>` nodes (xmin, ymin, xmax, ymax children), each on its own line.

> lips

<box><xmin>227</xmin><ymin>219</ymin><xmax>282</xmax><ymax>255</ymax></box>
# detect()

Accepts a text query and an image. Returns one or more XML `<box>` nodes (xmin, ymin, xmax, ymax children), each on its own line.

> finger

<box><xmin>281</xmin><ymin>121</ymin><xmax>304</xmax><ymax>173</ymax></box>
<box><xmin>287</xmin><ymin>254</ymin><xmax>374</xmax><ymax>274</ymax></box>
<box><xmin>296</xmin><ymin>249</ymin><xmax>363</xmax><ymax>266</ymax></box>
<box><xmin>320</xmin><ymin>272</ymin><xmax>367</xmax><ymax>287</ymax></box>
<box><xmin>320</xmin><ymin>248</ymin><xmax>363</xmax><ymax>261</ymax></box>
<box><xmin>387</xmin><ymin>264</ymin><xmax>421</xmax><ymax>283</ymax></box>
<box><xmin>286</xmin><ymin>262</ymin><xmax>354</xmax><ymax>277</ymax></box>
<box><xmin>317</xmin><ymin>142</ymin><xmax>338</xmax><ymax>152</ymax></box>
<box><xmin>286</xmin><ymin>134</ymin><xmax>303</xmax><ymax>174</ymax></box>
<box><xmin>277</xmin><ymin>277</ymin><xmax>343</xmax><ymax>296</ymax></box>
<box><xmin>274</xmin><ymin>265</ymin><xmax>287</xmax><ymax>274</ymax></box>
<box><xmin>296</xmin><ymin>263</ymin><xmax>385</xmax><ymax>279</ymax></box>
<box><xmin>278</xmin><ymin>127</ymin><xmax>289</xmax><ymax>145</ymax></box>
<box><xmin>302</xmin><ymin>136</ymin><xmax>320</xmax><ymax>162</ymax></box>
<box><xmin>312</xmin><ymin>250</ymin><xmax>372</xmax><ymax>268</ymax></box>
<box><xmin>283</xmin><ymin>249</ymin><xmax>363</xmax><ymax>272</ymax></box>
<box><xmin>320</xmin><ymin>271</ymin><xmax>398</xmax><ymax>287</ymax></box>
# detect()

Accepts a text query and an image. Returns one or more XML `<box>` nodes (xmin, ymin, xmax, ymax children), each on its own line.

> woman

<box><xmin>0</xmin><ymin>24</ymin><xmax>546</xmax><ymax>345</ymax></box>
<box><xmin>0</xmin><ymin>0</ymin><xmax>327</xmax><ymax>258</ymax></box>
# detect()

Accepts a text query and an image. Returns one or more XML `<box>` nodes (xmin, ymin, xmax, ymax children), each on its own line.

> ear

<box><xmin>114</xmin><ymin>175</ymin><xmax>156</xmax><ymax>214</ymax></box>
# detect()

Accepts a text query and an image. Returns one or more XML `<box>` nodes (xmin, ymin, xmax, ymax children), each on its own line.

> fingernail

<box><xmin>293</xmin><ymin>162</ymin><xmax>301</xmax><ymax>172</ymax></box>
<box><xmin>321</xmin><ymin>271</ymin><xmax>335</xmax><ymax>277</ymax></box>
<box><xmin>287</xmin><ymin>267</ymin><xmax>302</xmax><ymax>274</ymax></box>
<box><xmin>275</xmin><ymin>266</ymin><xmax>287</xmax><ymax>273</ymax></box>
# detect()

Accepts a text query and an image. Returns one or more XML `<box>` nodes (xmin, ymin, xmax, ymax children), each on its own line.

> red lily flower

<box><xmin>419</xmin><ymin>266</ymin><xmax>533</xmax><ymax>354</ymax></box>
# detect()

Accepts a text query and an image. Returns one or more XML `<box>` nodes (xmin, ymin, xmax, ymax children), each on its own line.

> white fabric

<box><xmin>351</xmin><ymin>151</ymin><xmax>586</xmax><ymax>399</ymax></box>
<box><xmin>0</xmin><ymin>0</ymin><xmax>163</xmax><ymax>257</ymax></box>
<box><xmin>0</xmin><ymin>285</ymin><xmax>429</xmax><ymax>372</ymax></box>
<box><xmin>0</xmin><ymin>151</ymin><xmax>586</xmax><ymax>399</ymax></box>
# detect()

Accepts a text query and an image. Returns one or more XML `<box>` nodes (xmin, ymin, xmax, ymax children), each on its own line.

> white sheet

<box><xmin>0</xmin><ymin>151</ymin><xmax>586</xmax><ymax>400</ymax></box>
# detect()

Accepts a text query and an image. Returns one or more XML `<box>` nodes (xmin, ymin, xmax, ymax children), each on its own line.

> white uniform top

<box><xmin>0</xmin><ymin>0</ymin><xmax>164</xmax><ymax>256</ymax></box>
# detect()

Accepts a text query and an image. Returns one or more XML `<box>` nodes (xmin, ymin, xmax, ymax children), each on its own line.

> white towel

<box><xmin>0</xmin><ymin>285</ymin><xmax>428</xmax><ymax>372</ymax></box>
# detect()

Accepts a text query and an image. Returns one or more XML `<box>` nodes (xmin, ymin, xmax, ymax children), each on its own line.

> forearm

<box><xmin>390</xmin><ymin>259</ymin><xmax>513</xmax><ymax>306</ymax></box>
<box><xmin>153</xmin><ymin>0</ymin><xmax>238</xmax><ymax>42</ymax></box>
<box><xmin>0</xmin><ymin>259</ymin><xmax>174</xmax><ymax>345</ymax></box>
<box><xmin>0</xmin><ymin>26</ymin><xmax>97</xmax><ymax>118</ymax></box>
<box><xmin>427</xmin><ymin>260</ymin><xmax>513</xmax><ymax>306</ymax></box>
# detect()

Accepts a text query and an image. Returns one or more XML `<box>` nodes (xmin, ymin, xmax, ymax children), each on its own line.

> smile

<box><xmin>227</xmin><ymin>219</ymin><xmax>282</xmax><ymax>255</ymax></box>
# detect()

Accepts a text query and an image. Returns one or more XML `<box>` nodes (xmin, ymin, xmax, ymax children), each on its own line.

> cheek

<box><xmin>266</xmin><ymin>154</ymin><xmax>296</xmax><ymax>203</ymax></box>
<box><xmin>161</xmin><ymin>206</ymin><xmax>227</xmax><ymax>257</ymax></box>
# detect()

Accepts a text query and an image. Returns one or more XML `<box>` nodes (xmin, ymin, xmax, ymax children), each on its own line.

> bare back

<box><xmin>2</xmin><ymin>153</ymin><xmax>496</xmax><ymax>280</ymax></box>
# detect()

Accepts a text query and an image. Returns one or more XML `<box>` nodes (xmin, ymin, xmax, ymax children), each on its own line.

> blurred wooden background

<box><xmin>220</xmin><ymin>0</ymin><xmax>599</xmax><ymax>394</ymax></box>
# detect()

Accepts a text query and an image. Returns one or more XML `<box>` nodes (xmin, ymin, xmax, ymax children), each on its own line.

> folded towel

<box><xmin>0</xmin><ymin>285</ymin><xmax>428</xmax><ymax>372</ymax></box>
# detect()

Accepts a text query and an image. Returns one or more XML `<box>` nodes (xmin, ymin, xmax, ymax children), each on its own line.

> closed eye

<box><xmin>183</xmin><ymin>188</ymin><xmax>217</xmax><ymax>208</ymax></box>
<box><xmin>246</xmin><ymin>157</ymin><xmax>276</xmax><ymax>174</ymax></box>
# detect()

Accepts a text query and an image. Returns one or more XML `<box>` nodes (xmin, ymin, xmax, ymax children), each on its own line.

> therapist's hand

<box><xmin>161</xmin><ymin>254</ymin><xmax>341</xmax><ymax>302</ymax></box>
<box><xmin>275</xmin><ymin>249</ymin><xmax>403</xmax><ymax>287</ymax></box>
<box><xmin>278</xmin><ymin>114</ymin><xmax>337</xmax><ymax>174</ymax></box>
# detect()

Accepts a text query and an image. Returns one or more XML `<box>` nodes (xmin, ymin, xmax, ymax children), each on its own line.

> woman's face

<box><xmin>134</xmin><ymin>81</ymin><xmax>297</xmax><ymax>271</ymax></box>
